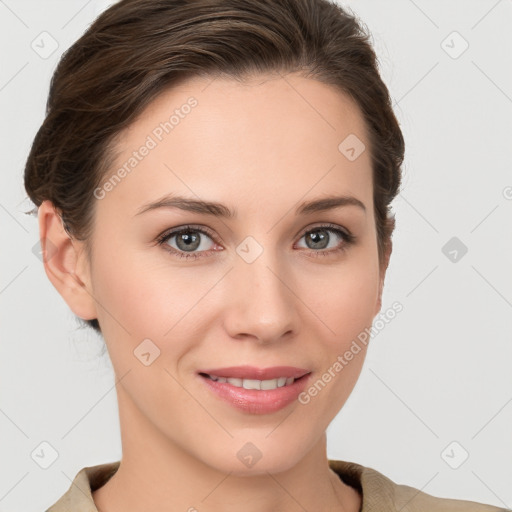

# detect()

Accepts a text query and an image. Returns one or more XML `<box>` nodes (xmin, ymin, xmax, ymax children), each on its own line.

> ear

<box><xmin>374</xmin><ymin>238</ymin><xmax>392</xmax><ymax>316</ymax></box>
<box><xmin>37</xmin><ymin>200</ymin><xmax>98</xmax><ymax>321</ymax></box>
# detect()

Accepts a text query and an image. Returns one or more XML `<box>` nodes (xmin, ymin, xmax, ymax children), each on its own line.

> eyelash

<box><xmin>155</xmin><ymin>223</ymin><xmax>356</xmax><ymax>261</ymax></box>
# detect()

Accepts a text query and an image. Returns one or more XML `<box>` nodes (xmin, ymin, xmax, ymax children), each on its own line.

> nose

<box><xmin>222</xmin><ymin>248</ymin><xmax>299</xmax><ymax>344</ymax></box>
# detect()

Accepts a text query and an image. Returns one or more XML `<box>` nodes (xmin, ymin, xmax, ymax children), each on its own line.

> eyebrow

<box><xmin>135</xmin><ymin>193</ymin><xmax>366</xmax><ymax>218</ymax></box>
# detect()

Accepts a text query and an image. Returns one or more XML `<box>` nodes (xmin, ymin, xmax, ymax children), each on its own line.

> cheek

<box><xmin>90</xmin><ymin>244</ymin><xmax>213</xmax><ymax>364</ymax></box>
<box><xmin>296</xmin><ymin>266</ymin><xmax>377</xmax><ymax>423</ymax></box>
<box><xmin>297</xmin><ymin>252</ymin><xmax>380</xmax><ymax>345</ymax></box>
<box><xmin>88</xmin><ymin>248</ymin><xmax>203</xmax><ymax>408</ymax></box>
<box><xmin>91</xmin><ymin>255</ymin><xmax>157</xmax><ymax>333</ymax></box>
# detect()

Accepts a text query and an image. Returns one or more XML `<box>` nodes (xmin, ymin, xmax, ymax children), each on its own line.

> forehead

<box><xmin>98</xmin><ymin>72</ymin><xmax>373</xmax><ymax>219</ymax></box>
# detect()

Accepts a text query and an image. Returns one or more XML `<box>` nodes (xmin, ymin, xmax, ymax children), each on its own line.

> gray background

<box><xmin>1</xmin><ymin>0</ymin><xmax>511</xmax><ymax>510</ymax></box>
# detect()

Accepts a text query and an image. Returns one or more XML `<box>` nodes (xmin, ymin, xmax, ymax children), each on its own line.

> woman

<box><xmin>24</xmin><ymin>0</ymin><xmax>504</xmax><ymax>510</ymax></box>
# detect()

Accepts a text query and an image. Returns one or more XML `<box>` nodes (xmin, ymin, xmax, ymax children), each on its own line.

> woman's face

<box><xmin>69</xmin><ymin>72</ymin><xmax>387</xmax><ymax>474</ymax></box>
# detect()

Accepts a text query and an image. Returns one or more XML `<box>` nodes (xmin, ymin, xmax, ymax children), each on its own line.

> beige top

<box><xmin>45</xmin><ymin>459</ymin><xmax>506</xmax><ymax>511</ymax></box>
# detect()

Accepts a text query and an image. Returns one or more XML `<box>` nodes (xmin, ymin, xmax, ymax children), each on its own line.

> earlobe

<box><xmin>37</xmin><ymin>200</ymin><xmax>97</xmax><ymax>321</ymax></box>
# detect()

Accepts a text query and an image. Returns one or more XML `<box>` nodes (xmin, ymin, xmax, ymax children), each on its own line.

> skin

<box><xmin>39</xmin><ymin>71</ymin><xmax>392</xmax><ymax>512</ymax></box>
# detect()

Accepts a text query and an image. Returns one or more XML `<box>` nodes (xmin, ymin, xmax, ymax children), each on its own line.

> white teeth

<box><xmin>242</xmin><ymin>379</ymin><xmax>261</xmax><ymax>390</ymax></box>
<box><xmin>207</xmin><ymin>374</ymin><xmax>295</xmax><ymax>390</ymax></box>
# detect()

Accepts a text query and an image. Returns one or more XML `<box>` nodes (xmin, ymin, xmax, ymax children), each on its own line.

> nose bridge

<box><xmin>224</xmin><ymin>238</ymin><xmax>297</xmax><ymax>340</ymax></box>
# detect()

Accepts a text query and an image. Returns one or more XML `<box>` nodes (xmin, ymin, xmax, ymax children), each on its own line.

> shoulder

<box><xmin>374</xmin><ymin>472</ymin><xmax>507</xmax><ymax>511</ymax></box>
<box><xmin>45</xmin><ymin>461</ymin><xmax>120</xmax><ymax>512</ymax></box>
<box><xmin>329</xmin><ymin>459</ymin><xmax>507</xmax><ymax>512</ymax></box>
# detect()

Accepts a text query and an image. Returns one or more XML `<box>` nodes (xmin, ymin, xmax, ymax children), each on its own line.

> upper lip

<box><xmin>198</xmin><ymin>365</ymin><xmax>311</xmax><ymax>380</ymax></box>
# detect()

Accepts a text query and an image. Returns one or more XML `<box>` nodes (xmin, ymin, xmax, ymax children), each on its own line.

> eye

<box><xmin>295</xmin><ymin>223</ymin><xmax>355</xmax><ymax>258</ymax></box>
<box><xmin>156</xmin><ymin>225</ymin><xmax>218</xmax><ymax>260</ymax></box>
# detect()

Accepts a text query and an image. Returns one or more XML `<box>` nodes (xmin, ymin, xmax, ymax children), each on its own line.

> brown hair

<box><xmin>24</xmin><ymin>0</ymin><xmax>405</xmax><ymax>335</ymax></box>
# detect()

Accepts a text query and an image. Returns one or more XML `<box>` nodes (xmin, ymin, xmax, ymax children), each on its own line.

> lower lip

<box><xmin>198</xmin><ymin>373</ymin><xmax>312</xmax><ymax>414</ymax></box>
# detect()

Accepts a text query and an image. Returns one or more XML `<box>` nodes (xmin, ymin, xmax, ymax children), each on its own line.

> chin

<box><xmin>199</xmin><ymin>437</ymin><xmax>309</xmax><ymax>477</ymax></box>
